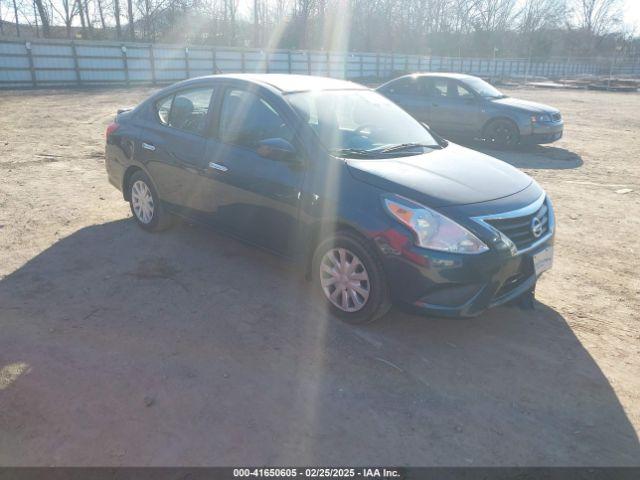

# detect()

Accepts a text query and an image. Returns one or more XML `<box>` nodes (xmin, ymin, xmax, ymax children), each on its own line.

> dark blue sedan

<box><xmin>105</xmin><ymin>74</ymin><xmax>555</xmax><ymax>323</ymax></box>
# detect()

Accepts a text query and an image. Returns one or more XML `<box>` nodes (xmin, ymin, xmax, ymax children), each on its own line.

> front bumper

<box><xmin>380</xmin><ymin>237</ymin><xmax>552</xmax><ymax>317</ymax></box>
<box><xmin>522</xmin><ymin>121</ymin><xmax>564</xmax><ymax>144</ymax></box>
<box><xmin>375</xmin><ymin>194</ymin><xmax>555</xmax><ymax>318</ymax></box>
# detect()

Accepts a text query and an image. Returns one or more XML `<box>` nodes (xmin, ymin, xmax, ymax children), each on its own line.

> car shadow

<box><xmin>0</xmin><ymin>219</ymin><xmax>637</xmax><ymax>466</ymax></box>
<box><xmin>453</xmin><ymin>138</ymin><xmax>584</xmax><ymax>170</ymax></box>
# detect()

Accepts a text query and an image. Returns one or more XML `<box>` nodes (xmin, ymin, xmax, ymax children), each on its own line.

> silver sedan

<box><xmin>377</xmin><ymin>73</ymin><xmax>563</xmax><ymax>148</ymax></box>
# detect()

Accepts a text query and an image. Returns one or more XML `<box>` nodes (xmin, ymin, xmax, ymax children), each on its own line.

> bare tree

<box><xmin>224</xmin><ymin>0</ymin><xmax>238</xmax><ymax>45</ymax></box>
<box><xmin>74</xmin><ymin>0</ymin><xmax>86</xmax><ymax>36</ymax></box>
<box><xmin>471</xmin><ymin>0</ymin><xmax>517</xmax><ymax>32</ymax></box>
<box><xmin>95</xmin><ymin>0</ymin><xmax>107</xmax><ymax>31</ymax></box>
<box><xmin>50</xmin><ymin>0</ymin><xmax>80</xmax><ymax>37</ymax></box>
<box><xmin>2</xmin><ymin>0</ymin><xmax>635</xmax><ymax>62</ymax></box>
<box><xmin>574</xmin><ymin>0</ymin><xmax>622</xmax><ymax>36</ymax></box>
<box><xmin>124</xmin><ymin>0</ymin><xmax>134</xmax><ymax>39</ymax></box>
<box><xmin>12</xmin><ymin>0</ymin><xmax>20</xmax><ymax>36</ymax></box>
<box><xmin>113</xmin><ymin>0</ymin><xmax>122</xmax><ymax>38</ymax></box>
<box><xmin>33</xmin><ymin>0</ymin><xmax>51</xmax><ymax>35</ymax></box>
<box><xmin>517</xmin><ymin>0</ymin><xmax>566</xmax><ymax>34</ymax></box>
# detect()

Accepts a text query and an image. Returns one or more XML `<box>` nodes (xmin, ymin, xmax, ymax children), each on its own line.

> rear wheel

<box><xmin>312</xmin><ymin>231</ymin><xmax>391</xmax><ymax>324</ymax></box>
<box><xmin>128</xmin><ymin>170</ymin><xmax>174</xmax><ymax>232</ymax></box>
<box><xmin>484</xmin><ymin>119</ymin><xmax>520</xmax><ymax>149</ymax></box>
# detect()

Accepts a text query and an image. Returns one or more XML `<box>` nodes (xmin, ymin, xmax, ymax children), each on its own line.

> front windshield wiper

<box><xmin>376</xmin><ymin>143</ymin><xmax>442</xmax><ymax>153</ymax></box>
<box><xmin>330</xmin><ymin>148</ymin><xmax>380</xmax><ymax>158</ymax></box>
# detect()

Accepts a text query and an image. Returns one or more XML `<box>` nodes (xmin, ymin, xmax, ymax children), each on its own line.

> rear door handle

<box><xmin>208</xmin><ymin>162</ymin><xmax>228</xmax><ymax>172</ymax></box>
<box><xmin>142</xmin><ymin>142</ymin><xmax>156</xmax><ymax>151</ymax></box>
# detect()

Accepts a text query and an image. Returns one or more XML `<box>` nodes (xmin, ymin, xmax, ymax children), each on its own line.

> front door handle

<box><xmin>208</xmin><ymin>162</ymin><xmax>228</xmax><ymax>172</ymax></box>
<box><xmin>142</xmin><ymin>142</ymin><xmax>156</xmax><ymax>151</ymax></box>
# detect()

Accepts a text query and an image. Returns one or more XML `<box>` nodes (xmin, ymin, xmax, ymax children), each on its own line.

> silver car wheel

<box><xmin>320</xmin><ymin>247</ymin><xmax>370</xmax><ymax>312</ymax></box>
<box><xmin>131</xmin><ymin>180</ymin><xmax>155</xmax><ymax>224</ymax></box>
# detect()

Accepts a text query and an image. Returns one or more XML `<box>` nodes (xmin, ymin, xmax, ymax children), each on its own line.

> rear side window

<box><xmin>154</xmin><ymin>87</ymin><xmax>215</xmax><ymax>135</ymax></box>
<box><xmin>385</xmin><ymin>78</ymin><xmax>419</xmax><ymax>95</ymax></box>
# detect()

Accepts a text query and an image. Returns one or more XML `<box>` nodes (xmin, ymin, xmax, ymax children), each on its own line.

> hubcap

<box><xmin>131</xmin><ymin>180</ymin><xmax>154</xmax><ymax>224</ymax></box>
<box><xmin>491</xmin><ymin>123</ymin><xmax>514</xmax><ymax>145</ymax></box>
<box><xmin>320</xmin><ymin>248</ymin><xmax>370</xmax><ymax>312</ymax></box>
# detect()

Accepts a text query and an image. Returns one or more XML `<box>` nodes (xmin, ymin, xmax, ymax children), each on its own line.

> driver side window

<box><xmin>450</xmin><ymin>81</ymin><xmax>474</xmax><ymax>99</ymax></box>
<box><xmin>219</xmin><ymin>89</ymin><xmax>294</xmax><ymax>149</ymax></box>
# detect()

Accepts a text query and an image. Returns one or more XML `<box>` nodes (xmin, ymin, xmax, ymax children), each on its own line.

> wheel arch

<box><xmin>122</xmin><ymin>165</ymin><xmax>160</xmax><ymax>202</ymax></box>
<box><xmin>122</xmin><ymin>166</ymin><xmax>142</xmax><ymax>201</ymax></box>
<box><xmin>303</xmin><ymin>220</ymin><xmax>379</xmax><ymax>279</ymax></box>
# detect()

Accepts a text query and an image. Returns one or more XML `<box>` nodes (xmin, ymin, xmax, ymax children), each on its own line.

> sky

<box><xmin>624</xmin><ymin>0</ymin><xmax>640</xmax><ymax>31</ymax></box>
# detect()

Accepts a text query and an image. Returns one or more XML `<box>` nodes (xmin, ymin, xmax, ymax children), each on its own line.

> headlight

<box><xmin>530</xmin><ymin>114</ymin><xmax>551</xmax><ymax>123</ymax></box>
<box><xmin>383</xmin><ymin>195</ymin><xmax>489</xmax><ymax>254</ymax></box>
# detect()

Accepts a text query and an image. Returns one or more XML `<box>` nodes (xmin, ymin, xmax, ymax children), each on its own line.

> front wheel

<box><xmin>484</xmin><ymin>119</ymin><xmax>520</xmax><ymax>149</ymax></box>
<box><xmin>312</xmin><ymin>231</ymin><xmax>391</xmax><ymax>324</ymax></box>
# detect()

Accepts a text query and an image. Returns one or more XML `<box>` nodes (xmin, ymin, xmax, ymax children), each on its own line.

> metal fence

<box><xmin>0</xmin><ymin>37</ymin><xmax>636</xmax><ymax>89</ymax></box>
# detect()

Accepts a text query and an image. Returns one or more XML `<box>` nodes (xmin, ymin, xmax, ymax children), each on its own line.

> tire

<box><xmin>128</xmin><ymin>170</ymin><xmax>174</xmax><ymax>232</ymax></box>
<box><xmin>312</xmin><ymin>230</ymin><xmax>391</xmax><ymax>324</ymax></box>
<box><xmin>484</xmin><ymin>118</ymin><xmax>520</xmax><ymax>149</ymax></box>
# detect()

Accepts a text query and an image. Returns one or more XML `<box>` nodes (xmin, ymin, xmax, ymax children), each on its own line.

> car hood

<box><xmin>346</xmin><ymin>143</ymin><xmax>532</xmax><ymax>207</ymax></box>
<box><xmin>490</xmin><ymin>96</ymin><xmax>559</xmax><ymax>114</ymax></box>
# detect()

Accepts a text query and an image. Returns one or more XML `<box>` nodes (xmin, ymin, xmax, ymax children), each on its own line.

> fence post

<box><xmin>70</xmin><ymin>41</ymin><xmax>81</xmax><ymax>86</ymax></box>
<box><xmin>287</xmin><ymin>50</ymin><xmax>292</xmax><ymax>73</ymax></box>
<box><xmin>307</xmin><ymin>51</ymin><xmax>312</xmax><ymax>75</ymax></box>
<box><xmin>326</xmin><ymin>51</ymin><xmax>330</xmax><ymax>77</ymax></box>
<box><xmin>212</xmin><ymin>48</ymin><xmax>218</xmax><ymax>74</ymax></box>
<box><xmin>121</xmin><ymin>45</ymin><xmax>129</xmax><ymax>87</ymax></box>
<box><xmin>149</xmin><ymin>44</ymin><xmax>156</xmax><ymax>85</ymax></box>
<box><xmin>376</xmin><ymin>52</ymin><xmax>380</xmax><ymax>80</ymax></box>
<box><xmin>241</xmin><ymin>50</ymin><xmax>245</xmax><ymax>73</ymax></box>
<box><xmin>184</xmin><ymin>47</ymin><xmax>190</xmax><ymax>79</ymax></box>
<box><xmin>25</xmin><ymin>41</ymin><xmax>37</xmax><ymax>88</ymax></box>
<box><xmin>359</xmin><ymin>54</ymin><xmax>364</xmax><ymax>79</ymax></box>
<box><xmin>417</xmin><ymin>56</ymin><xmax>422</xmax><ymax>72</ymax></box>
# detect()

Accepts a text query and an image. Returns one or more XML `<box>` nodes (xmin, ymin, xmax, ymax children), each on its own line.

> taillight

<box><xmin>106</xmin><ymin>122</ymin><xmax>120</xmax><ymax>141</ymax></box>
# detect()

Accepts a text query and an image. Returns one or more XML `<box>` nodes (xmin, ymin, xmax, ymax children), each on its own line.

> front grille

<box><xmin>485</xmin><ymin>202</ymin><xmax>549</xmax><ymax>251</ymax></box>
<box><xmin>552</xmin><ymin>112</ymin><xmax>561</xmax><ymax>122</ymax></box>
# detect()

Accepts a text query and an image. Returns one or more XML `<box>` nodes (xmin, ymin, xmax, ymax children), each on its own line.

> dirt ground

<box><xmin>0</xmin><ymin>85</ymin><xmax>639</xmax><ymax>466</ymax></box>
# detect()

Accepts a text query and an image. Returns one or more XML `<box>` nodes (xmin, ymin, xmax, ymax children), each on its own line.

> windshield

<box><xmin>286</xmin><ymin>89</ymin><xmax>440</xmax><ymax>158</ymax></box>
<box><xmin>463</xmin><ymin>77</ymin><xmax>505</xmax><ymax>99</ymax></box>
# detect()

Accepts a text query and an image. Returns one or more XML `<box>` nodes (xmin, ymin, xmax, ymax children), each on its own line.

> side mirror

<box><xmin>257</xmin><ymin>138</ymin><xmax>297</xmax><ymax>162</ymax></box>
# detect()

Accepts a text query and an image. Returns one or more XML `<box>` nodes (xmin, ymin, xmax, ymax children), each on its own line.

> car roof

<box><xmin>389</xmin><ymin>72</ymin><xmax>480</xmax><ymax>82</ymax></box>
<box><xmin>175</xmin><ymin>73</ymin><xmax>368</xmax><ymax>94</ymax></box>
